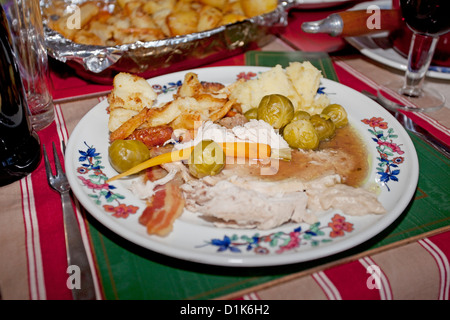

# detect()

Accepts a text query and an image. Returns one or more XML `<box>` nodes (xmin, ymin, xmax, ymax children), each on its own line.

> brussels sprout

<box><xmin>283</xmin><ymin>120</ymin><xmax>319</xmax><ymax>150</ymax></box>
<box><xmin>257</xmin><ymin>94</ymin><xmax>294</xmax><ymax>129</ymax></box>
<box><xmin>321</xmin><ymin>104</ymin><xmax>348</xmax><ymax>128</ymax></box>
<box><xmin>244</xmin><ymin>108</ymin><xmax>258</xmax><ymax>120</ymax></box>
<box><xmin>310</xmin><ymin>114</ymin><xmax>336</xmax><ymax>141</ymax></box>
<box><xmin>188</xmin><ymin>140</ymin><xmax>226</xmax><ymax>179</ymax></box>
<box><xmin>292</xmin><ymin>110</ymin><xmax>311</xmax><ymax>121</ymax></box>
<box><xmin>109</xmin><ymin>140</ymin><xmax>150</xmax><ymax>173</ymax></box>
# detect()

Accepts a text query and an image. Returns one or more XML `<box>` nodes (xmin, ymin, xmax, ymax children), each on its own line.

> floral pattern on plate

<box><xmin>197</xmin><ymin>214</ymin><xmax>354</xmax><ymax>255</ymax></box>
<box><xmin>362</xmin><ymin>117</ymin><xmax>405</xmax><ymax>191</ymax></box>
<box><xmin>76</xmin><ymin>142</ymin><xmax>139</xmax><ymax>218</ymax></box>
<box><xmin>151</xmin><ymin>80</ymin><xmax>182</xmax><ymax>95</ymax></box>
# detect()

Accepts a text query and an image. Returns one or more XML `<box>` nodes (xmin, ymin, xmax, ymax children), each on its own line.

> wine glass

<box><xmin>377</xmin><ymin>0</ymin><xmax>450</xmax><ymax>112</ymax></box>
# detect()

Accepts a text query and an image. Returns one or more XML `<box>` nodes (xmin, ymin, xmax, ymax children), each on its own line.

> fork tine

<box><xmin>52</xmin><ymin>142</ymin><xmax>64</xmax><ymax>176</ymax></box>
<box><xmin>43</xmin><ymin>145</ymin><xmax>54</xmax><ymax>179</ymax></box>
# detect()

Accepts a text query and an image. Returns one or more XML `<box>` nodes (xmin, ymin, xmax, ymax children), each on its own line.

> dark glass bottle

<box><xmin>0</xmin><ymin>4</ymin><xmax>41</xmax><ymax>187</ymax></box>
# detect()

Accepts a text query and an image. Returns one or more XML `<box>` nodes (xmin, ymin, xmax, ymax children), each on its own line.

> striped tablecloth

<box><xmin>226</xmin><ymin>230</ymin><xmax>450</xmax><ymax>300</ymax></box>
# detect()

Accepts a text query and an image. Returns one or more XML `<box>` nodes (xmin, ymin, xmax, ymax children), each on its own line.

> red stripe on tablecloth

<box><xmin>333</xmin><ymin>60</ymin><xmax>450</xmax><ymax>147</ymax></box>
<box><xmin>318</xmin><ymin>259</ymin><xmax>382</xmax><ymax>300</ymax></box>
<box><xmin>30</xmin><ymin>123</ymin><xmax>73</xmax><ymax>300</ymax></box>
<box><xmin>54</xmin><ymin>104</ymin><xmax>69</xmax><ymax>144</ymax></box>
<box><xmin>358</xmin><ymin>257</ymin><xmax>393</xmax><ymax>300</ymax></box>
<box><xmin>419</xmin><ymin>233</ymin><xmax>450</xmax><ymax>300</ymax></box>
<box><xmin>20</xmin><ymin>175</ymin><xmax>46</xmax><ymax>300</ymax></box>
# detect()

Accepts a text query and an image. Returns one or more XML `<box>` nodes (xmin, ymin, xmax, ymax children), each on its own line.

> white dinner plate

<box><xmin>346</xmin><ymin>0</ymin><xmax>450</xmax><ymax>80</ymax></box>
<box><xmin>65</xmin><ymin>66</ymin><xmax>419</xmax><ymax>267</ymax></box>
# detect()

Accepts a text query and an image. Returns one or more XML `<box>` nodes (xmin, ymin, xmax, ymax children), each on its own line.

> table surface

<box><xmin>1</xmin><ymin>0</ymin><xmax>449</xmax><ymax>301</ymax></box>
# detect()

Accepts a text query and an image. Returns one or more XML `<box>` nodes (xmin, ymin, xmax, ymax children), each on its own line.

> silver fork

<box><xmin>43</xmin><ymin>142</ymin><xmax>96</xmax><ymax>300</ymax></box>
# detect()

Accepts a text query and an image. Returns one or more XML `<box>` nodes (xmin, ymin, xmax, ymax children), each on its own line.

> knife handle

<box><xmin>302</xmin><ymin>10</ymin><xmax>403</xmax><ymax>37</ymax></box>
<box><xmin>339</xmin><ymin>9</ymin><xmax>402</xmax><ymax>37</ymax></box>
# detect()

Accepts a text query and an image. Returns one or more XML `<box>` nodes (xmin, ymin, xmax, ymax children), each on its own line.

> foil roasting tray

<box><xmin>42</xmin><ymin>0</ymin><xmax>299</xmax><ymax>84</ymax></box>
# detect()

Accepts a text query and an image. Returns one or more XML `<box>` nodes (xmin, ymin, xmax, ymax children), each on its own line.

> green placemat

<box><xmin>245</xmin><ymin>51</ymin><xmax>339</xmax><ymax>82</ymax></box>
<box><xmin>86</xmin><ymin>51</ymin><xmax>450</xmax><ymax>300</ymax></box>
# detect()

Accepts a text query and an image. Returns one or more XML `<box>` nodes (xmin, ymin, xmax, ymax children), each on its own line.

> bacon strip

<box><xmin>144</xmin><ymin>166</ymin><xmax>169</xmax><ymax>181</ymax></box>
<box><xmin>138</xmin><ymin>182</ymin><xmax>185</xmax><ymax>236</ymax></box>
